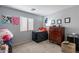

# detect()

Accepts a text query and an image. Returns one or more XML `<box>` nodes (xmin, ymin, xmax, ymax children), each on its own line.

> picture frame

<box><xmin>45</xmin><ymin>18</ymin><xmax>48</xmax><ymax>23</ymax></box>
<box><xmin>64</xmin><ymin>17</ymin><xmax>71</xmax><ymax>23</ymax></box>
<box><xmin>51</xmin><ymin>20</ymin><xmax>55</xmax><ymax>24</ymax></box>
<box><xmin>57</xmin><ymin>19</ymin><xmax>62</xmax><ymax>24</ymax></box>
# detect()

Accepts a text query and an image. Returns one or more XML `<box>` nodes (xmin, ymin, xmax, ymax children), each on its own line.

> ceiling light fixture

<box><xmin>31</xmin><ymin>8</ymin><xmax>36</xmax><ymax>11</ymax></box>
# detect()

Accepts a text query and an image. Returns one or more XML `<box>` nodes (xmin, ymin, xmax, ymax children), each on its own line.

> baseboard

<box><xmin>13</xmin><ymin>41</ymin><xmax>33</xmax><ymax>48</ymax></box>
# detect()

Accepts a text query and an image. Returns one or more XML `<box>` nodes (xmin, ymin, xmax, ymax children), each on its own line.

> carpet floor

<box><xmin>13</xmin><ymin>40</ymin><xmax>62</xmax><ymax>53</ymax></box>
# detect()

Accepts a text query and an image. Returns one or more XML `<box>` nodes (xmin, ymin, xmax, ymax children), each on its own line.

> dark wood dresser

<box><xmin>49</xmin><ymin>26</ymin><xmax>65</xmax><ymax>45</ymax></box>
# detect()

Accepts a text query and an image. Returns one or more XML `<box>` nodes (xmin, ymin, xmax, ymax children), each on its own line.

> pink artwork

<box><xmin>11</xmin><ymin>16</ymin><xmax>20</xmax><ymax>25</ymax></box>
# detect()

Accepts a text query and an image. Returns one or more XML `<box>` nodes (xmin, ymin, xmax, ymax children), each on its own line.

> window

<box><xmin>20</xmin><ymin>17</ymin><xmax>28</xmax><ymax>31</ymax></box>
<box><xmin>20</xmin><ymin>16</ymin><xmax>34</xmax><ymax>32</ymax></box>
<box><xmin>28</xmin><ymin>18</ymin><xmax>34</xmax><ymax>30</ymax></box>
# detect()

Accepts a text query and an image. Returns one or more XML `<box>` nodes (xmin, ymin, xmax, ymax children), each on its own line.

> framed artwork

<box><xmin>51</xmin><ymin>20</ymin><xmax>55</xmax><ymax>24</ymax></box>
<box><xmin>45</xmin><ymin>18</ymin><xmax>48</xmax><ymax>23</ymax></box>
<box><xmin>64</xmin><ymin>17</ymin><xmax>71</xmax><ymax>23</ymax></box>
<box><xmin>11</xmin><ymin>16</ymin><xmax>20</xmax><ymax>25</ymax></box>
<box><xmin>0</xmin><ymin>15</ymin><xmax>12</xmax><ymax>24</ymax></box>
<box><xmin>57</xmin><ymin>19</ymin><xmax>62</xmax><ymax>24</ymax></box>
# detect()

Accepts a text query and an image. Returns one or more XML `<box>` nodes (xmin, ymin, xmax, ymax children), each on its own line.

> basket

<box><xmin>61</xmin><ymin>41</ymin><xmax>76</xmax><ymax>53</ymax></box>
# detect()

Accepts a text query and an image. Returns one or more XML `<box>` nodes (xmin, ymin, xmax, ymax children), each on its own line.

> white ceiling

<box><xmin>6</xmin><ymin>5</ymin><xmax>74</xmax><ymax>16</ymax></box>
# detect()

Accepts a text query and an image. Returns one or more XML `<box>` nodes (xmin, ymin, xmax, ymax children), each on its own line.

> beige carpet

<box><xmin>13</xmin><ymin>40</ymin><xmax>62</xmax><ymax>53</ymax></box>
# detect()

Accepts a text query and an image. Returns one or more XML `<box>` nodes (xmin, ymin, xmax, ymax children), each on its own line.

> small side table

<box><xmin>67</xmin><ymin>34</ymin><xmax>79</xmax><ymax>51</ymax></box>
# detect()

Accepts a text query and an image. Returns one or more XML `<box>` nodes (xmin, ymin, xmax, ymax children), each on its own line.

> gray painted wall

<box><xmin>0</xmin><ymin>6</ymin><xmax>44</xmax><ymax>46</ymax></box>
<box><xmin>46</xmin><ymin>6</ymin><xmax>79</xmax><ymax>38</ymax></box>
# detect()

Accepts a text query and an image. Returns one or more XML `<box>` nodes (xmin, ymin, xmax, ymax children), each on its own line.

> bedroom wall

<box><xmin>0</xmin><ymin>6</ymin><xmax>44</xmax><ymax>46</ymax></box>
<box><xmin>46</xmin><ymin>5</ymin><xmax>79</xmax><ymax>39</ymax></box>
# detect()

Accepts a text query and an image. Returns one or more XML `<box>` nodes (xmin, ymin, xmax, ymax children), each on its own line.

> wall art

<box><xmin>64</xmin><ymin>17</ymin><xmax>71</xmax><ymax>23</ymax></box>
<box><xmin>57</xmin><ymin>19</ymin><xmax>62</xmax><ymax>24</ymax></box>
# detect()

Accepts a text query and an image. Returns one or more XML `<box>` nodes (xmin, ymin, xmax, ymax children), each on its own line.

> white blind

<box><xmin>28</xmin><ymin>18</ymin><xmax>34</xmax><ymax>30</ymax></box>
<box><xmin>20</xmin><ymin>17</ymin><xmax>28</xmax><ymax>31</ymax></box>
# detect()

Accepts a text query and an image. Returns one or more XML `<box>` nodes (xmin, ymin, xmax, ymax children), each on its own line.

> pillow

<box><xmin>39</xmin><ymin>27</ymin><xmax>47</xmax><ymax>32</ymax></box>
<box><xmin>2</xmin><ymin>35</ymin><xmax>11</xmax><ymax>41</ymax></box>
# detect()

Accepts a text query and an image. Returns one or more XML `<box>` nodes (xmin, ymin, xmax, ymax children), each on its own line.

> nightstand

<box><xmin>67</xmin><ymin>34</ymin><xmax>79</xmax><ymax>52</ymax></box>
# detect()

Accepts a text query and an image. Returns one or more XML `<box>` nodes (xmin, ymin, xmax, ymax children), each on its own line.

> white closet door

<box><xmin>20</xmin><ymin>17</ymin><xmax>28</xmax><ymax>31</ymax></box>
<box><xmin>28</xmin><ymin>18</ymin><xmax>34</xmax><ymax>30</ymax></box>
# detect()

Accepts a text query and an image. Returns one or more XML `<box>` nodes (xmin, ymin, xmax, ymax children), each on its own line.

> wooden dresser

<box><xmin>49</xmin><ymin>26</ymin><xmax>65</xmax><ymax>45</ymax></box>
